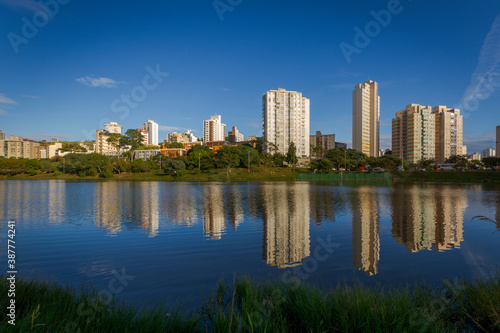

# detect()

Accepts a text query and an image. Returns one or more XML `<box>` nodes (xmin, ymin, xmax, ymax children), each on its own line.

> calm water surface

<box><xmin>0</xmin><ymin>180</ymin><xmax>499</xmax><ymax>308</ymax></box>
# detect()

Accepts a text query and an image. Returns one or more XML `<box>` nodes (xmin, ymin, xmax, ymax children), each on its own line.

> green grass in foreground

<box><xmin>1</xmin><ymin>274</ymin><xmax>499</xmax><ymax>332</ymax></box>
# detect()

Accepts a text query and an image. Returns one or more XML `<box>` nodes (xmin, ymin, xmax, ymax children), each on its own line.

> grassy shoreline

<box><xmin>1</xmin><ymin>274</ymin><xmax>498</xmax><ymax>332</ymax></box>
<box><xmin>1</xmin><ymin>170</ymin><xmax>500</xmax><ymax>183</ymax></box>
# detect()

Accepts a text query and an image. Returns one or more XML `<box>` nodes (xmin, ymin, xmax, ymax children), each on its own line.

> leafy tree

<box><xmin>273</xmin><ymin>153</ymin><xmax>286</xmax><ymax>167</ymax></box>
<box><xmin>311</xmin><ymin>159</ymin><xmax>333</xmax><ymax>172</ymax></box>
<box><xmin>187</xmin><ymin>145</ymin><xmax>214</xmax><ymax>170</ymax></box>
<box><xmin>169</xmin><ymin>159</ymin><xmax>186</xmax><ymax>171</ymax></box>
<box><xmin>236</xmin><ymin>145</ymin><xmax>259</xmax><ymax>168</ymax></box>
<box><xmin>214</xmin><ymin>146</ymin><xmax>240</xmax><ymax>173</ymax></box>
<box><xmin>165</xmin><ymin>142</ymin><xmax>184</xmax><ymax>148</ymax></box>
<box><xmin>286</xmin><ymin>142</ymin><xmax>298</xmax><ymax>166</ymax></box>
<box><xmin>312</xmin><ymin>145</ymin><xmax>323</xmax><ymax>158</ymax></box>
<box><xmin>61</xmin><ymin>142</ymin><xmax>87</xmax><ymax>153</ymax></box>
<box><xmin>120</xmin><ymin>129</ymin><xmax>145</xmax><ymax>152</ymax></box>
<box><xmin>482</xmin><ymin>157</ymin><xmax>500</xmax><ymax>169</ymax></box>
<box><xmin>131</xmin><ymin>159</ymin><xmax>152</xmax><ymax>173</ymax></box>
<box><xmin>107</xmin><ymin>133</ymin><xmax>122</xmax><ymax>156</ymax></box>
<box><xmin>64</xmin><ymin>153</ymin><xmax>111</xmax><ymax>176</ymax></box>
<box><xmin>418</xmin><ymin>158</ymin><xmax>435</xmax><ymax>171</ymax></box>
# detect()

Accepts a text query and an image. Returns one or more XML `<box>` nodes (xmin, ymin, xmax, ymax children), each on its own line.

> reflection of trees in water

<box><xmin>391</xmin><ymin>185</ymin><xmax>466</xmax><ymax>252</ymax></box>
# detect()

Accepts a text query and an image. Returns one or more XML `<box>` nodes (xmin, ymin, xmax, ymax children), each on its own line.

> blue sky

<box><xmin>1</xmin><ymin>0</ymin><xmax>500</xmax><ymax>153</ymax></box>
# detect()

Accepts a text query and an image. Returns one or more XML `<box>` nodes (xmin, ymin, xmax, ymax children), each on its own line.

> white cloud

<box><xmin>0</xmin><ymin>93</ymin><xmax>17</xmax><ymax>105</ymax></box>
<box><xmin>463</xmin><ymin>131</ymin><xmax>496</xmax><ymax>153</ymax></box>
<box><xmin>458</xmin><ymin>13</ymin><xmax>500</xmax><ymax>112</ymax></box>
<box><xmin>21</xmin><ymin>95</ymin><xmax>40</xmax><ymax>99</ymax></box>
<box><xmin>76</xmin><ymin>76</ymin><xmax>121</xmax><ymax>88</ymax></box>
<box><xmin>379</xmin><ymin>134</ymin><xmax>392</xmax><ymax>150</ymax></box>
<box><xmin>159</xmin><ymin>126</ymin><xmax>182</xmax><ymax>132</ymax></box>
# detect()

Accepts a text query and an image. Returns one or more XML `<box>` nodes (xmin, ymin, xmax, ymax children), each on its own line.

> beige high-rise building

<box><xmin>353</xmin><ymin>80</ymin><xmax>380</xmax><ymax>157</ymax></box>
<box><xmin>96</xmin><ymin>122</ymin><xmax>123</xmax><ymax>156</ymax></box>
<box><xmin>392</xmin><ymin>104</ymin><xmax>464</xmax><ymax>164</ymax></box>
<box><xmin>433</xmin><ymin>106</ymin><xmax>464</xmax><ymax>163</ymax></box>
<box><xmin>392</xmin><ymin>104</ymin><xmax>436</xmax><ymax>164</ymax></box>
<box><xmin>497</xmin><ymin>126</ymin><xmax>500</xmax><ymax>158</ymax></box>
<box><xmin>203</xmin><ymin>115</ymin><xmax>226</xmax><ymax>143</ymax></box>
<box><xmin>262</xmin><ymin>88</ymin><xmax>310</xmax><ymax>157</ymax></box>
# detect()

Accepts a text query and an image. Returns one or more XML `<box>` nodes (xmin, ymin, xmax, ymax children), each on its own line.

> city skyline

<box><xmin>1</xmin><ymin>1</ymin><xmax>500</xmax><ymax>153</ymax></box>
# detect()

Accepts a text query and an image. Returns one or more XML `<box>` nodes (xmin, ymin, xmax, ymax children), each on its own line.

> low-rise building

<box><xmin>310</xmin><ymin>131</ymin><xmax>336</xmax><ymax>151</ymax></box>
<box><xmin>481</xmin><ymin>148</ymin><xmax>496</xmax><ymax>159</ymax></box>
<box><xmin>134</xmin><ymin>150</ymin><xmax>161</xmax><ymax>160</ymax></box>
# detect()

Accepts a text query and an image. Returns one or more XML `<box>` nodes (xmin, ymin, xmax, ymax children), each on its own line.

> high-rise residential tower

<box><xmin>262</xmin><ymin>88</ymin><xmax>310</xmax><ymax>157</ymax></box>
<box><xmin>141</xmin><ymin>119</ymin><xmax>159</xmax><ymax>146</ymax></box>
<box><xmin>203</xmin><ymin>115</ymin><xmax>226</xmax><ymax>142</ymax></box>
<box><xmin>392</xmin><ymin>104</ymin><xmax>436</xmax><ymax>164</ymax></box>
<box><xmin>0</xmin><ymin>130</ymin><xmax>5</xmax><ymax>140</ymax></box>
<box><xmin>392</xmin><ymin>104</ymin><xmax>464</xmax><ymax>164</ymax></box>
<box><xmin>433</xmin><ymin>106</ymin><xmax>464</xmax><ymax>163</ymax></box>
<box><xmin>353</xmin><ymin>80</ymin><xmax>380</xmax><ymax>157</ymax></box>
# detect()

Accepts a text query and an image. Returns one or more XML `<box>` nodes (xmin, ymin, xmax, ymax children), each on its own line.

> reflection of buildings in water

<box><xmin>309</xmin><ymin>190</ymin><xmax>337</xmax><ymax>225</ymax></box>
<box><xmin>225</xmin><ymin>186</ymin><xmax>244</xmax><ymax>230</ymax></box>
<box><xmin>95</xmin><ymin>182</ymin><xmax>123</xmax><ymax>235</ymax></box>
<box><xmin>351</xmin><ymin>187</ymin><xmax>380</xmax><ymax>276</ymax></box>
<box><xmin>496</xmin><ymin>191</ymin><xmax>500</xmax><ymax>229</ymax></box>
<box><xmin>139</xmin><ymin>182</ymin><xmax>160</xmax><ymax>238</ymax></box>
<box><xmin>162</xmin><ymin>184</ymin><xmax>199</xmax><ymax>226</ymax></box>
<box><xmin>262</xmin><ymin>184</ymin><xmax>310</xmax><ymax>268</ymax></box>
<box><xmin>202</xmin><ymin>184</ymin><xmax>225</xmax><ymax>240</ymax></box>
<box><xmin>391</xmin><ymin>185</ymin><xmax>466</xmax><ymax>252</ymax></box>
<box><xmin>47</xmin><ymin>181</ymin><xmax>66</xmax><ymax>224</ymax></box>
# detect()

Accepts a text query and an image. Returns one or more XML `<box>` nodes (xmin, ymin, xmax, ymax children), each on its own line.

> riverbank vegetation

<box><xmin>1</xmin><ymin>142</ymin><xmax>499</xmax><ymax>182</ymax></box>
<box><xmin>1</xmin><ymin>273</ymin><xmax>498</xmax><ymax>332</ymax></box>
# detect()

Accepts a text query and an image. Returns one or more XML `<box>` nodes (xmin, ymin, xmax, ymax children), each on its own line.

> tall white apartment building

<box><xmin>203</xmin><ymin>115</ymin><xmax>226</xmax><ymax>142</ymax></box>
<box><xmin>141</xmin><ymin>119</ymin><xmax>159</xmax><ymax>146</ymax></box>
<box><xmin>96</xmin><ymin>122</ymin><xmax>123</xmax><ymax>156</ymax></box>
<box><xmin>262</xmin><ymin>88</ymin><xmax>310</xmax><ymax>157</ymax></box>
<box><xmin>353</xmin><ymin>80</ymin><xmax>380</xmax><ymax>157</ymax></box>
<box><xmin>105</xmin><ymin>122</ymin><xmax>123</xmax><ymax>135</ymax></box>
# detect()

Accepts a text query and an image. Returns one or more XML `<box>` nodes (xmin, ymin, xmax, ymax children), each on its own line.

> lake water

<box><xmin>0</xmin><ymin>180</ymin><xmax>499</xmax><ymax>309</ymax></box>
